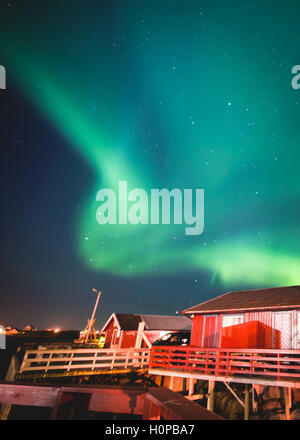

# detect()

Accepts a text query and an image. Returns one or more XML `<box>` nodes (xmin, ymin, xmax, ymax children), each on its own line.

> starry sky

<box><xmin>1</xmin><ymin>0</ymin><xmax>300</xmax><ymax>330</ymax></box>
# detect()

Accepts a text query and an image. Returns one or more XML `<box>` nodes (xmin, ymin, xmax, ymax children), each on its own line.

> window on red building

<box><xmin>222</xmin><ymin>314</ymin><xmax>244</xmax><ymax>328</ymax></box>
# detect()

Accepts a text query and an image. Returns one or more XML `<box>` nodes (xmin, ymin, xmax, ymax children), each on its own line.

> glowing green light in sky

<box><xmin>3</xmin><ymin>1</ymin><xmax>300</xmax><ymax>288</ymax></box>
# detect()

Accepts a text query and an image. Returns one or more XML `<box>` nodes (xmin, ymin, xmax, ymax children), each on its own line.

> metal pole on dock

<box><xmin>81</xmin><ymin>288</ymin><xmax>101</xmax><ymax>344</ymax></box>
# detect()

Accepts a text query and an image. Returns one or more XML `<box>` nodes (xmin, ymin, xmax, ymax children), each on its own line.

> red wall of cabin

<box><xmin>244</xmin><ymin>311</ymin><xmax>274</xmax><ymax>348</ymax></box>
<box><xmin>190</xmin><ymin>315</ymin><xmax>204</xmax><ymax>347</ymax></box>
<box><xmin>190</xmin><ymin>309</ymin><xmax>298</xmax><ymax>349</ymax></box>
<box><xmin>120</xmin><ymin>331</ymin><xmax>137</xmax><ymax>348</ymax></box>
<box><xmin>103</xmin><ymin>319</ymin><xmax>117</xmax><ymax>348</ymax></box>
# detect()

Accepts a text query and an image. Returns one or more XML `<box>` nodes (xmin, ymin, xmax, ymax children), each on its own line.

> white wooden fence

<box><xmin>20</xmin><ymin>347</ymin><xmax>150</xmax><ymax>374</ymax></box>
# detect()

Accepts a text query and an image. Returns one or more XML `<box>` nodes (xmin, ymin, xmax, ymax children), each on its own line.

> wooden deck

<box><xmin>18</xmin><ymin>344</ymin><xmax>300</xmax><ymax>389</ymax></box>
<box><xmin>19</xmin><ymin>347</ymin><xmax>150</xmax><ymax>376</ymax></box>
<box><xmin>150</xmin><ymin>346</ymin><xmax>300</xmax><ymax>387</ymax></box>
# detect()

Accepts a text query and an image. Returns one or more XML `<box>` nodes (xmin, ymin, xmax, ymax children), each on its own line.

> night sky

<box><xmin>1</xmin><ymin>0</ymin><xmax>300</xmax><ymax>330</ymax></box>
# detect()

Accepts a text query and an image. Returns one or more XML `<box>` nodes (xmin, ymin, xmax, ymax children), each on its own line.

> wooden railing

<box><xmin>20</xmin><ymin>347</ymin><xmax>150</xmax><ymax>374</ymax></box>
<box><xmin>0</xmin><ymin>382</ymin><xmax>224</xmax><ymax>420</ymax></box>
<box><xmin>150</xmin><ymin>346</ymin><xmax>300</xmax><ymax>381</ymax></box>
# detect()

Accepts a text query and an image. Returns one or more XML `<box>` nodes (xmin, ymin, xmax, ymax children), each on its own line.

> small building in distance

<box><xmin>4</xmin><ymin>326</ymin><xmax>19</xmax><ymax>336</ymax></box>
<box><xmin>101</xmin><ymin>313</ymin><xmax>192</xmax><ymax>349</ymax></box>
<box><xmin>183</xmin><ymin>285</ymin><xmax>300</xmax><ymax>349</ymax></box>
<box><xmin>23</xmin><ymin>325</ymin><xmax>36</xmax><ymax>332</ymax></box>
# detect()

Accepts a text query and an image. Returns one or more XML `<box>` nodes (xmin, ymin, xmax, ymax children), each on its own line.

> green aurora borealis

<box><xmin>2</xmin><ymin>0</ymin><xmax>300</xmax><ymax>289</ymax></box>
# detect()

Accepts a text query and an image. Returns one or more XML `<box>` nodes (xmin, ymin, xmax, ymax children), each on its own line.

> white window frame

<box><xmin>297</xmin><ymin>311</ymin><xmax>300</xmax><ymax>340</ymax></box>
<box><xmin>222</xmin><ymin>314</ymin><xmax>244</xmax><ymax>328</ymax></box>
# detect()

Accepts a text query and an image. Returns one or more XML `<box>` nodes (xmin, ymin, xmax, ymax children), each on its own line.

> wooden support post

<box><xmin>284</xmin><ymin>387</ymin><xmax>292</xmax><ymax>420</ymax></box>
<box><xmin>252</xmin><ymin>385</ymin><xmax>258</xmax><ymax>414</ymax></box>
<box><xmin>224</xmin><ymin>381</ymin><xmax>244</xmax><ymax>409</ymax></box>
<box><xmin>207</xmin><ymin>380</ymin><xmax>215</xmax><ymax>412</ymax></box>
<box><xmin>188</xmin><ymin>378</ymin><xmax>195</xmax><ymax>396</ymax></box>
<box><xmin>143</xmin><ymin>397</ymin><xmax>161</xmax><ymax>420</ymax></box>
<box><xmin>176</xmin><ymin>377</ymin><xmax>184</xmax><ymax>392</ymax></box>
<box><xmin>244</xmin><ymin>384</ymin><xmax>250</xmax><ymax>420</ymax></box>
<box><xmin>154</xmin><ymin>375</ymin><xmax>162</xmax><ymax>386</ymax></box>
<box><xmin>183</xmin><ymin>378</ymin><xmax>187</xmax><ymax>393</ymax></box>
<box><xmin>169</xmin><ymin>376</ymin><xmax>175</xmax><ymax>391</ymax></box>
<box><xmin>135</xmin><ymin>321</ymin><xmax>145</xmax><ymax>349</ymax></box>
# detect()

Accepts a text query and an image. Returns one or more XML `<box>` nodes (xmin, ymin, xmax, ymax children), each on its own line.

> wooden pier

<box><xmin>11</xmin><ymin>343</ymin><xmax>300</xmax><ymax>419</ymax></box>
<box><xmin>148</xmin><ymin>345</ymin><xmax>300</xmax><ymax>419</ymax></box>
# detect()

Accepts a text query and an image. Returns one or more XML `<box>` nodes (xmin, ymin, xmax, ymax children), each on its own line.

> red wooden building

<box><xmin>101</xmin><ymin>313</ymin><xmax>192</xmax><ymax>349</ymax></box>
<box><xmin>183</xmin><ymin>285</ymin><xmax>300</xmax><ymax>349</ymax></box>
<box><xmin>149</xmin><ymin>286</ymin><xmax>300</xmax><ymax>419</ymax></box>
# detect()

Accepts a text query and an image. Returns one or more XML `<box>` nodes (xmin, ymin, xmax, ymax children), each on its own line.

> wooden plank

<box><xmin>284</xmin><ymin>387</ymin><xmax>292</xmax><ymax>420</ymax></box>
<box><xmin>223</xmin><ymin>382</ymin><xmax>244</xmax><ymax>408</ymax></box>
<box><xmin>20</xmin><ymin>347</ymin><xmax>150</xmax><ymax>374</ymax></box>
<box><xmin>88</xmin><ymin>388</ymin><xmax>146</xmax><ymax>415</ymax></box>
<box><xmin>252</xmin><ymin>385</ymin><xmax>258</xmax><ymax>414</ymax></box>
<box><xmin>52</xmin><ymin>388</ymin><xmax>143</xmax><ymax>420</ymax></box>
<box><xmin>0</xmin><ymin>383</ymin><xmax>58</xmax><ymax>407</ymax></box>
<box><xmin>146</xmin><ymin>386</ymin><xmax>223</xmax><ymax>420</ymax></box>
<box><xmin>19</xmin><ymin>368</ymin><xmax>148</xmax><ymax>379</ymax></box>
<box><xmin>0</xmin><ymin>383</ymin><xmax>222</xmax><ymax>420</ymax></box>
<box><xmin>244</xmin><ymin>385</ymin><xmax>250</xmax><ymax>420</ymax></box>
<box><xmin>186</xmin><ymin>394</ymin><xmax>205</xmax><ymax>401</ymax></box>
<box><xmin>0</xmin><ymin>383</ymin><xmax>146</xmax><ymax>416</ymax></box>
<box><xmin>207</xmin><ymin>380</ymin><xmax>215</xmax><ymax>412</ymax></box>
<box><xmin>148</xmin><ymin>369</ymin><xmax>300</xmax><ymax>389</ymax></box>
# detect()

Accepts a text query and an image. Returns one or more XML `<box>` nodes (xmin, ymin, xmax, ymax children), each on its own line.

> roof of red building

<box><xmin>115</xmin><ymin>314</ymin><xmax>142</xmax><ymax>331</ymax></box>
<box><xmin>104</xmin><ymin>313</ymin><xmax>192</xmax><ymax>331</ymax></box>
<box><xmin>183</xmin><ymin>285</ymin><xmax>300</xmax><ymax>314</ymax></box>
<box><xmin>140</xmin><ymin>314</ymin><xmax>192</xmax><ymax>330</ymax></box>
